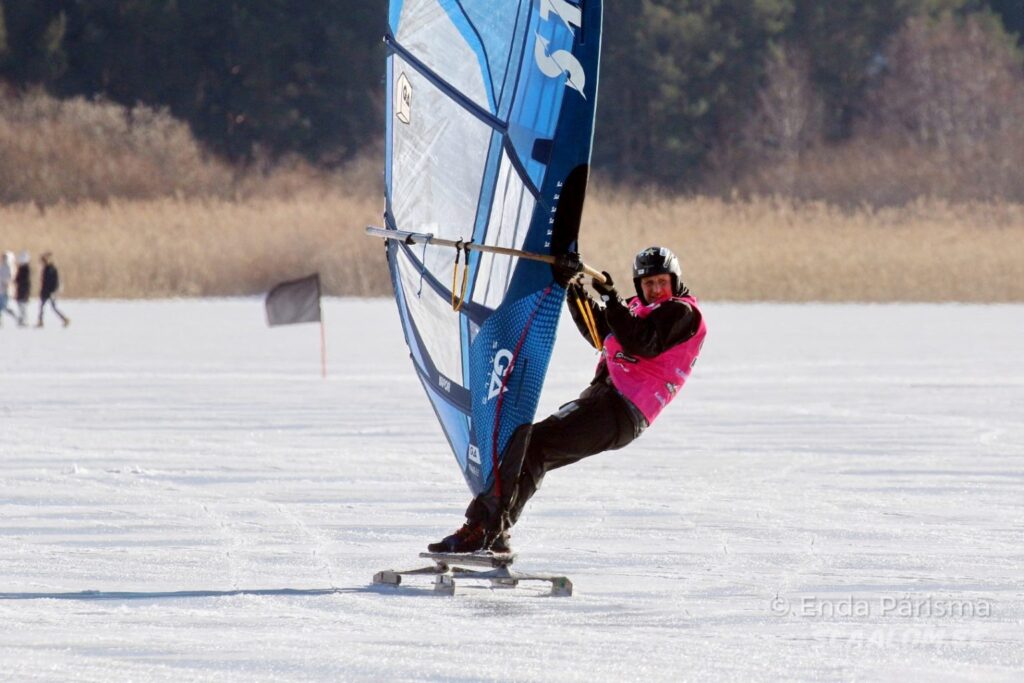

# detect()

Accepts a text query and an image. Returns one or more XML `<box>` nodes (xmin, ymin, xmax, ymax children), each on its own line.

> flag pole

<box><xmin>318</xmin><ymin>279</ymin><xmax>327</xmax><ymax>379</ymax></box>
<box><xmin>265</xmin><ymin>273</ymin><xmax>326</xmax><ymax>378</ymax></box>
<box><xmin>320</xmin><ymin>319</ymin><xmax>327</xmax><ymax>379</ymax></box>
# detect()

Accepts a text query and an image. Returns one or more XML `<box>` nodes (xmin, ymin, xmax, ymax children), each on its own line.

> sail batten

<box><xmin>384</xmin><ymin>0</ymin><xmax>603</xmax><ymax>495</ymax></box>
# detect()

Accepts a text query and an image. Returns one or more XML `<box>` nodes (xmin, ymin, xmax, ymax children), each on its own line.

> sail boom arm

<box><xmin>366</xmin><ymin>226</ymin><xmax>607</xmax><ymax>283</ymax></box>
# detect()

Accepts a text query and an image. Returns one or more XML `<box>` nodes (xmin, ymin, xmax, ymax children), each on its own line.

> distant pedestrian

<box><xmin>0</xmin><ymin>251</ymin><xmax>17</xmax><ymax>326</ymax></box>
<box><xmin>36</xmin><ymin>252</ymin><xmax>70</xmax><ymax>328</ymax></box>
<box><xmin>14</xmin><ymin>251</ymin><xmax>31</xmax><ymax>327</ymax></box>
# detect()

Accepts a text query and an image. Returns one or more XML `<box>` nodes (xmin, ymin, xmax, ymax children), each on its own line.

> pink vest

<box><xmin>601</xmin><ymin>295</ymin><xmax>706</xmax><ymax>424</ymax></box>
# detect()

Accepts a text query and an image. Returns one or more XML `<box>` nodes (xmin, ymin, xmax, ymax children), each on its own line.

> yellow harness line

<box><xmin>450</xmin><ymin>241</ymin><xmax>470</xmax><ymax>312</ymax></box>
<box><xmin>572</xmin><ymin>288</ymin><xmax>604</xmax><ymax>351</ymax></box>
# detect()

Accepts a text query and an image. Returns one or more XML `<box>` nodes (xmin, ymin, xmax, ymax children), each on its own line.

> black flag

<box><xmin>265</xmin><ymin>274</ymin><xmax>322</xmax><ymax>326</ymax></box>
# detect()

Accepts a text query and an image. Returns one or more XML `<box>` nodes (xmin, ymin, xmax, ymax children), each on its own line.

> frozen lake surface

<box><xmin>1</xmin><ymin>299</ymin><xmax>1022</xmax><ymax>681</ymax></box>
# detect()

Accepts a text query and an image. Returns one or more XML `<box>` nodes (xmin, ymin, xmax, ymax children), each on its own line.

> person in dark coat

<box><xmin>36</xmin><ymin>252</ymin><xmax>70</xmax><ymax>328</ymax></box>
<box><xmin>14</xmin><ymin>251</ymin><xmax>31</xmax><ymax>327</ymax></box>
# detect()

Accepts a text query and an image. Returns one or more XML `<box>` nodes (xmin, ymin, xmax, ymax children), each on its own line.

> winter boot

<box><xmin>486</xmin><ymin>527</ymin><xmax>512</xmax><ymax>554</ymax></box>
<box><xmin>427</xmin><ymin>521</ymin><xmax>487</xmax><ymax>553</ymax></box>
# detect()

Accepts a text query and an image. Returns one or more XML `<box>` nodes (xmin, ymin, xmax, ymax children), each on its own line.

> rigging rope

<box><xmin>571</xmin><ymin>284</ymin><xmax>603</xmax><ymax>351</ymax></box>
<box><xmin>450</xmin><ymin>240</ymin><xmax>470</xmax><ymax>312</ymax></box>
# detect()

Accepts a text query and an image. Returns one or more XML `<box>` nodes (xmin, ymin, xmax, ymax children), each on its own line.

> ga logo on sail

<box><xmin>487</xmin><ymin>349</ymin><xmax>514</xmax><ymax>401</ymax></box>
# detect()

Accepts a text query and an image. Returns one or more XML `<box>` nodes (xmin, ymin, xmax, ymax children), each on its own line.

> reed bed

<box><xmin>2</xmin><ymin>190</ymin><xmax>1022</xmax><ymax>302</ymax></box>
<box><xmin>583</xmin><ymin>191</ymin><xmax>1024</xmax><ymax>302</ymax></box>
<box><xmin>0</xmin><ymin>192</ymin><xmax>384</xmax><ymax>298</ymax></box>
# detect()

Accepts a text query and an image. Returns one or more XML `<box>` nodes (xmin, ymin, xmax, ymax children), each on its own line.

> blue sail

<box><xmin>384</xmin><ymin>0</ymin><xmax>602</xmax><ymax>495</ymax></box>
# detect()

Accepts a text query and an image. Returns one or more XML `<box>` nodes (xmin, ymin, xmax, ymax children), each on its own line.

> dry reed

<box><xmin>0</xmin><ymin>191</ymin><xmax>385</xmax><ymax>299</ymax></box>
<box><xmin>583</xmin><ymin>189</ymin><xmax>1024</xmax><ymax>302</ymax></box>
<box><xmin>2</xmin><ymin>188</ymin><xmax>1022</xmax><ymax>302</ymax></box>
<box><xmin>0</xmin><ymin>89</ymin><xmax>237</xmax><ymax>205</ymax></box>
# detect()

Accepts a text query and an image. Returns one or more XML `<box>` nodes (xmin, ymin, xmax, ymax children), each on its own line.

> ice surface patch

<box><xmin>0</xmin><ymin>299</ymin><xmax>1021</xmax><ymax>681</ymax></box>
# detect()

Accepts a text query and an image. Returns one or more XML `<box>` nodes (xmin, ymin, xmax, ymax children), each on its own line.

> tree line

<box><xmin>1</xmin><ymin>1</ymin><xmax>1021</xmax><ymax>190</ymax></box>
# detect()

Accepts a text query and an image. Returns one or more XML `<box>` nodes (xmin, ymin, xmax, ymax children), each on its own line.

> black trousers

<box><xmin>466</xmin><ymin>378</ymin><xmax>646</xmax><ymax>529</ymax></box>
<box><xmin>38</xmin><ymin>295</ymin><xmax>68</xmax><ymax>325</ymax></box>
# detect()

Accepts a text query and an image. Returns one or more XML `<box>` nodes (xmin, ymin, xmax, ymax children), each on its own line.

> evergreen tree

<box><xmin>203</xmin><ymin>0</ymin><xmax>382</xmax><ymax>163</ymax></box>
<box><xmin>0</xmin><ymin>3</ymin><xmax>8</xmax><ymax>59</ymax></box>
<box><xmin>0</xmin><ymin>0</ymin><xmax>67</xmax><ymax>84</ymax></box>
<box><xmin>985</xmin><ymin>0</ymin><xmax>1024</xmax><ymax>42</ymax></box>
<box><xmin>53</xmin><ymin>1</ymin><xmax>382</xmax><ymax>164</ymax></box>
<box><xmin>594</xmin><ymin>0</ymin><xmax>792</xmax><ymax>186</ymax></box>
<box><xmin>786</xmin><ymin>0</ymin><xmax>926</xmax><ymax>140</ymax></box>
<box><xmin>4</xmin><ymin>0</ymin><xmax>1012</xmax><ymax>188</ymax></box>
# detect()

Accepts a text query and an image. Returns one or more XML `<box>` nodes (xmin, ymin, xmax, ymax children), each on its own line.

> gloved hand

<box><xmin>592</xmin><ymin>271</ymin><xmax>617</xmax><ymax>302</ymax></box>
<box><xmin>552</xmin><ymin>252</ymin><xmax>584</xmax><ymax>286</ymax></box>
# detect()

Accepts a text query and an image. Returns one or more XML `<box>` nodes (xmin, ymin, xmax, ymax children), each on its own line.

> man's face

<box><xmin>641</xmin><ymin>274</ymin><xmax>673</xmax><ymax>303</ymax></box>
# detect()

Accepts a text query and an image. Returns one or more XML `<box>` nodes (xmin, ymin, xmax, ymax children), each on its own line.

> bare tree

<box><xmin>873</xmin><ymin>14</ymin><xmax>1024</xmax><ymax>151</ymax></box>
<box><xmin>741</xmin><ymin>45</ymin><xmax>825</xmax><ymax>194</ymax></box>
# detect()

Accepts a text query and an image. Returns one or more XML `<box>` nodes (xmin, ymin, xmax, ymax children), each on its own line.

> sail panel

<box><xmin>385</xmin><ymin>0</ymin><xmax>603</xmax><ymax>496</ymax></box>
<box><xmin>394</xmin><ymin>0</ymin><xmax>495</xmax><ymax>113</ymax></box>
<box><xmin>422</xmin><ymin>374</ymin><xmax>471</xmax><ymax>471</ymax></box>
<box><xmin>390</xmin><ymin>55</ymin><xmax>492</xmax><ymax>271</ymax></box>
<box><xmin>394</xmin><ymin>247</ymin><xmax>465</xmax><ymax>386</ymax></box>
<box><xmin>451</xmin><ymin>0</ymin><xmax>533</xmax><ymax>111</ymax></box>
<box><xmin>506</xmin><ymin>25</ymin><xmax>575</xmax><ymax>190</ymax></box>
<box><xmin>470</xmin><ymin>150</ymin><xmax>534</xmax><ymax>310</ymax></box>
<box><xmin>464</xmin><ymin>284</ymin><xmax>565</xmax><ymax>492</ymax></box>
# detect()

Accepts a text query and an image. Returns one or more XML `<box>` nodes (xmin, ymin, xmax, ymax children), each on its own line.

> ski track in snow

<box><xmin>1</xmin><ymin>299</ymin><xmax>1022</xmax><ymax>682</ymax></box>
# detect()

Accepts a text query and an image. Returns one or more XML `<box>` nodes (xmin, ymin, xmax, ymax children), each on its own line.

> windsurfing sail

<box><xmin>382</xmin><ymin>0</ymin><xmax>602</xmax><ymax>496</ymax></box>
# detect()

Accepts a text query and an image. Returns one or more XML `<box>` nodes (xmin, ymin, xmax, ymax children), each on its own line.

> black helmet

<box><xmin>632</xmin><ymin>246</ymin><xmax>684</xmax><ymax>302</ymax></box>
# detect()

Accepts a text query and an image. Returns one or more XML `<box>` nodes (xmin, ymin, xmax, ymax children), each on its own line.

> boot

<box><xmin>427</xmin><ymin>521</ymin><xmax>487</xmax><ymax>553</ymax></box>
<box><xmin>487</xmin><ymin>527</ymin><xmax>512</xmax><ymax>554</ymax></box>
<box><xmin>427</xmin><ymin>520</ymin><xmax>513</xmax><ymax>554</ymax></box>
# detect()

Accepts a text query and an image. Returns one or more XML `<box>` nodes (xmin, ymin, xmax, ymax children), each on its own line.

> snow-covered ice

<box><xmin>1</xmin><ymin>299</ymin><xmax>1022</xmax><ymax>682</ymax></box>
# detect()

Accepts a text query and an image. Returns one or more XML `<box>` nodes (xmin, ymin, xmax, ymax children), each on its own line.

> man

<box><xmin>14</xmin><ymin>251</ymin><xmax>31</xmax><ymax>327</ymax></box>
<box><xmin>429</xmin><ymin>246</ymin><xmax>707</xmax><ymax>554</ymax></box>
<box><xmin>36</xmin><ymin>252</ymin><xmax>70</xmax><ymax>328</ymax></box>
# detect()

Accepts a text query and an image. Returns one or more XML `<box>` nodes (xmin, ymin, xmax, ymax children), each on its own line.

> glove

<box><xmin>592</xmin><ymin>271</ymin><xmax>617</xmax><ymax>302</ymax></box>
<box><xmin>552</xmin><ymin>252</ymin><xmax>584</xmax><ymax>287</ymax></box>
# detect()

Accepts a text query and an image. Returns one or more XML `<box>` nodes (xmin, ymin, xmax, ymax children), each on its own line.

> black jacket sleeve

<box><xmin>604</xmin><ymin>297</ymin><xmax>700</xmax><ymax>358</ymax></box>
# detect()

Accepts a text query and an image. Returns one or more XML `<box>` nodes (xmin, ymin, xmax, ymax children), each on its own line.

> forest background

<box><xmin>1</xmin><ymin>0</ymin><xmax>1023</xmax><ymax>301</ymax></box>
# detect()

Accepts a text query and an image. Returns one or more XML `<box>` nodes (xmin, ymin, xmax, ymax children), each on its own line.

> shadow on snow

<box><xmin>0</xmin><ymin>585</ymin><xmax>424</xmax><ymax>601</ymax></box>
